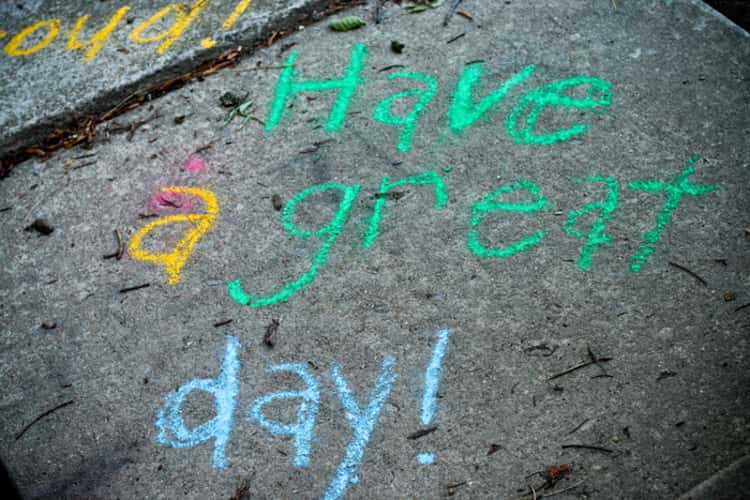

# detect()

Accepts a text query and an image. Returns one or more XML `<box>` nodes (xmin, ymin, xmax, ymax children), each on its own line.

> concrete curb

<box><xmin>677</xmin><ymin>455</ymin><xmax>750</xmax><ymax>500</ymax></box>
<box><xmin>0</xmin><ymin>0</ymin><xmax>357</xmax><ymax>159</ymax></box>
<box><xmin>688</xmin><ymin>0</ymin><xmax>750</xmax><ymax>37</ymax></box>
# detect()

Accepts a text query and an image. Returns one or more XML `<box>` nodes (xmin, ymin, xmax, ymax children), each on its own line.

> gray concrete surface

<box><xmin>0</xmin><ymin>0</ymin><xmax>342</xmax><ymax>155</ymax></box>
<box><xmin>1</xmin><ymin>1</ymin><xmax>749</xmax><ymax>499</ymax></box>
<box><xmin>677</xmin><ymin>454</ymin><xmax>750</xmax><ymax>500</ymax></box>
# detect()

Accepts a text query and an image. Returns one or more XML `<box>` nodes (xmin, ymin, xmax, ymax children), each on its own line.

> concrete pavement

<box><xmin>0</xmin><ymin>1</ymin><xmax>749</xmax><ymax>499</ymax></box>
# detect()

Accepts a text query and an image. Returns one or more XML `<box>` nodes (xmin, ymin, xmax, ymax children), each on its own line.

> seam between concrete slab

<box><xmin>676</xmin><ymin>454</ymin><xmax>750</xmax><ymax>500</ymax></box>
<box><xmin>0</xmin><ymin>0</ymin><xmax>361</xmax><ymax>175</ymax></box>
<box><xmin>690</xmin><ymin>0</ymin><xmax>750</xmax><ymax>36</ymax></box>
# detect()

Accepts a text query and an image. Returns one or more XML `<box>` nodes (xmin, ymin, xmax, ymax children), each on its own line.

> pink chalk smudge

<box><xmin>182</xmin><ymin>155</ymin><xmax>206</xmax><ymax>173</ymax></box>
<box><xmin>147</xmin><ymin>190</ymin><xmax>197</xmax><ymax>213</ymax></box>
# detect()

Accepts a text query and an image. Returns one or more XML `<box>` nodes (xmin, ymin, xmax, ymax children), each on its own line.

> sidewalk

<box><xmin>0</xmin><ymin>1</ymin><xmax>748</xmax><ymax>499</ymax></box>
<box><xmin>0</xmin><ymin>0</ymin><xmax>353</xmax><ymax>165</ymax></box>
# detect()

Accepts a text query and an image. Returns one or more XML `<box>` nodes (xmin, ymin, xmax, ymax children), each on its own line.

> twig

<box><xmin>99</xmin><ymin>89</ymin><xmax>143</xmax><ymax>122</ymax></box>
<box><xmin>447</xmin><ymin>32</ymin><xmax>465</xmax><ymax>44</ymax></box>
<box><xmin>487</xmin><ymin>444</ymin><xmax>502</xmax><ymax>455</ymax></box>
<box><xmin>668</xmin><ymin>261</ymin><xmax>707</xmax><ymax>287</ymax></box>
<box><xmin>657</xmin><ymin>370</ymin><xmax>677</xmax><ymax>381</ymax></box>
<box><xmin>407</xmin><ymin>426</ymin><xmax>437</xmax><ymax>439</ymax></box>
<box><xmin>611</xmin><ymin>0</ymin><xmax>617</xmax><ymax>11</ymax></box>
<box><xmin>547</xmin><ymin>356</ymin><xmax>612</xmax><ymax>381</ymax></box>
<box><xmin>734</xmin><ymin>302</ymin><xmax>750</xmax><ymax>313</ymax></box>
<box><xmin>233</xmin><ymin>65</ymin><xmax>292</xmax><ymax>72</ymax></box>
<box><xmin>446</xmin><ymin>481</ymin><xmax>467</xmax><ymax>495</ymax></box>
<box><xmin>193</xmin><ymin>143</ymin><xmax>213</xmax><ymax>155</ymax></box>
<box><xmin>587</xmin><ymin>344</ymin><xmax>610</xmax><ymax>377</ymax></box>
<box><xmin>72</xmin><ymin>160</ymin><xmax>97</xmax><ymax>170</ymax></box>
<box><xmin>214</xmin><ymin>319</ymin><xmax>233</xmax><ymax>328</ymax></box>
<box><xmin>16</xmin><ymin>400</ymin><xmax>75</xmax><ymax>440</ymax></box>
<box><xmin>567</xmin><ymin>418</ymin><xmax>590</xmax><ymax>435</ymax></box>
<box><xmin>375</xmin><ymin>0</ymin><xmax>384</xmax><ymax>24</ymax></box>
<box><xmin>73</xmin><ymin>153</ymin><xmax>97</xmax><ymax>160</ymax></box>
<box><xmin>519</xmin><ymin>481</ymin><xmax>585</xmax><ymax>500</ymax></box>
<box><xmin>561</xmin><ymin>443</ymin><xmax>613</xmax><ymax>453</ymax></box>
<box><xmin>443</xmin><ymin>0</ymin><xmax>463</xmax><ymax>26</ymax></box>
<box><xmin>278</xmin><ymin>42</ymin><xmax>296</xmax><ymax>56</ymax></box>
<box><xmin>378</xmin><ymin>64</ymin><xmax>406</xmax><ymax>72</ymax></box>
<box><xmin>263</xmin><ymin>318</ymin><xmax>279</xmax><ymax>347</ymax></box>
<box><xmin>119</xmin><ymin>283</ymin><xmax>150</xmax><ymax>293</ymax></box>
<box><xmin>102</xmin><ymin>229</ymin><xmax>124</xmax><ymax>259</ymax></box>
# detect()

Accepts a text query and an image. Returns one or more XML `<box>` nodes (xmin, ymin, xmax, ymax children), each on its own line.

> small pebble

<box><xmin>723</xmin><ymin>291</ymin><xmax>736</xmax><ymax>302</ymax></box>
<box><xmin>25</xmin><ymin>218</ymin><xmax>54</xmax><ymax>235</ymax></box>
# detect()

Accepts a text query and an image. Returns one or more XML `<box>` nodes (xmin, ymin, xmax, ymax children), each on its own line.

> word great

<box><xmin>227</xmin><ymin>156</ymin><xmax>718</xmax><ymax>308</ymax></box>
<box><xmin>156</xmin><ymin>331</ymin><xmax>451</xmax><ymax>499</ymax></box>
<box><xmin>267</xmin><ymin>43</ymin><xmax>613</xmax><ymax>150</ymax></box>
<box><xmin>1</xmin><ymin>0</ymin><xmax>251</xmax><ymax>60</ymax></box>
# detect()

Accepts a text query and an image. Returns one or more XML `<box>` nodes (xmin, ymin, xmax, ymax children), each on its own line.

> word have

<box><xmin>156</xmin><ymin>330</ymin><xmax>451</xmax><ymax>500</ymax></box>
<box><xmin>1</xmin><ymin>0</ymin><xmax>251</xmax><ymax>61</ymax></box>
<box><xmin>228</xmin><ymin>156</ymin><xmax>719</xmax><ymax>308</ymax></box>
<box><xmin>266</xmin><ymin>42</ymin><xmax>613</xmax><ymax>150</ymax></box>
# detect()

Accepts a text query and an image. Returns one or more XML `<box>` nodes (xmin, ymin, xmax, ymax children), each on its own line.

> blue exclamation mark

<box><xmin>416</xmin><ymin>328</ymin><xmax>450</xmax><ymax>465</ymax></box>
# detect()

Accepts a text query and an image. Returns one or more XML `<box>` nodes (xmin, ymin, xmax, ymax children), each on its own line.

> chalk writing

<box><xmin>129</xmin><ymin>186</ymin><xmax>219</xmax><ymax>285</ymax></box>
<box><xmin>128</xmin><ymin>0</ymin><xmax>210</xmax><ymax>55</ymax></box>
<box><xmin>372</xmin><ymin>72</ymin><xmax>438</xmax><ymax>152</ymax></box>
<box><xmin>447</xmin><ymin>63</ymin><xmax>536</xmax><ymax>134</ymax></box>
<box><xmin>628</xmin><ymin>155</ymin><xmax>719</xmax><ymax>272</ymax></box>
<box><xmin>323</xmin><ymin>357</ymin><xmax>398</xmax><ymax>500</ymax></box>
<box><xmin>363</xmin><ymin>171</ymin><xmax>448</xmax><ymax>249</ymax></box>
<box><xmin>219</xmin><ymin>158</ymin><xmax>720</xmax><ymax>307</ymax></box>
<box><xmin>248</xmin><ymin>363</ymin><xmax>320</xmax><ymax>468</ymax></box>
<box><xmin>416</xmin><ymin>328</ymin><xmax>450</xmax><ymax>465</ymax></box>
<box><xmin>228</xmin><ymin>183</ymin><xmax>360</xmax><ymax>307</ymax></box>
<box><xmin>156</xmin><ymin>335</ymin><xmax>404</xmax><ymax>499</ymax></box>
<box><xmin>147</xmin><ymin>189</ymin><xmax>199</xmax><ymax>213</ymax></box>
<box><xmin>263</xmin><ymin>44</ymin><xmax>613</xmax><ymax>152</ymax></box>
<box><xmin>467</xmin><ymin>179</ymin><xmax>549</xmax><ymax>259</ymax></box>
<box><xmin>1</xmin><ymin>0</ymin><xmax>256</xmax><ymax>60</ymax></box>
<box><xmin>506</xmin><ymin>76</ymin><xmax>613</xmax><ymax>145</ymax></box>
<box><xmin>4</xmin><ymin>19</ymin><xmax>61</xmax><ymax>57</ymax></box>
<box><xmin>67</xmin><ymin>7</ymin><xmax>131</xmax><ymax>62</ymax></box>
<box><xmin>223</xmin><ymin>0</ymin><xmax>254</xmax><ymax>30</ymax></box>
<box><xmin>182</xmin><ymin>154</ymin><xmax>207</xmax><ymax>173</ymax></box>
<box><xmin>266</xmin><ymin>43</ymin><xmax>367</xmax><ymax>133</ymax></box>
<box><xmin>156</xmin><ymin>335</ymin><xmax>240</xmax><ymax>469</ymax></box>
<box><xmin>562</xmin><ymin>176</ymin><xmax>619</xmax><ymax>270</ymax></box>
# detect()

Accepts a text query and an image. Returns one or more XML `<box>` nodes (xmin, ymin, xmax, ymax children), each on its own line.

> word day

<box><xmin>1</xmin><ymin>0</ymin><xmax>252</xmax><ymax>60</ymax></box>
<box><xmin>129</xmin><ymin>157</ymin><xmax>719</xmax><ymax>307</ymax></box>
<box><xmin>156</xmin><ymin>330</ymin><xmax>451</xmax><ymax>500</ymax></box>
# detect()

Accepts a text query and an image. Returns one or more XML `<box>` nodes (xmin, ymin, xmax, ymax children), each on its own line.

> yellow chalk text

<box><xmin>128</xmin><ymin>0</ymin><xmax>210</xmax><ymax>55</ymax></box>
<box><xmin>68</xmin><ymin>6</ymin><xmax>131</xmax><ymax>62</ymax></box>
<box><xmin>4</xmin><ymin>19</ymin><xmax>61</xmax><ymax>56</ymax></box>
<box><xmin>223</xmin><ymin>0</ymin><xmax>253</xmax><ymax>30</ymax></box>
<box><xmin>128</xmin><ymin>187</ymin><xmax>219</xmax><ymax>285</ymax></box>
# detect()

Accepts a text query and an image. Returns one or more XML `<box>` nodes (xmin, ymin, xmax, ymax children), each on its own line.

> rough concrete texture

<box><xmin>0</xmin><ymin>0</ymin><xmax>340</xmax><ymax>154</ymax></box>
<box><xmin>677</xmin><ymin>454</ymin><xmax>750</xmax><ymax>500</ymax></box>
<box><xmin>1</xmin><ymin>1</ymin><xmax>749</xmax><ymax>499</ymax></box>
